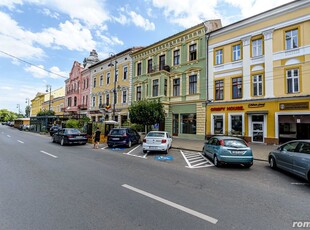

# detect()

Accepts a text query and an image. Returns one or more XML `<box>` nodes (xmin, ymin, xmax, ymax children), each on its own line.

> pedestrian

<box><xmin>93</xmin><ymin>127</ymin><xmax>101</xmax><ymax>149</ymax></box>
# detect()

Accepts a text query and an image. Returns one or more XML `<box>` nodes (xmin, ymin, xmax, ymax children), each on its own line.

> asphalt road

<box><xmin>0</xmin><ymin>125</ymin><xmax>309</xmax><ymax>230</ymax></box>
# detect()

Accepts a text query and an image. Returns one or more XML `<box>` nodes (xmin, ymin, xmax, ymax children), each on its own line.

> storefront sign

<box><xmin>279</xmin><ymin>102</ymin><xmax>309</xmax><ymax>110</ymax></box>
<box><xmin>211</xmin><ymin>106</ymin><xmax>244</xmax><ymax>112</ymax></box>
<box><xmin>248</xmin><ymin>103</ymin><xmax>265</xmax><ymax>108</ymax></box>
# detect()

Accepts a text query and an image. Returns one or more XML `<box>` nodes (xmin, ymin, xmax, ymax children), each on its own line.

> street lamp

<box><xmin>108</xmin><ymin>53</ymin><xmax>118</xmax><ymax>122</ymax></box>
<box><xmin>16</xmin><ymin>104</ymin><xmax>20</xmax><ymax>115</ymax></box>
<box><xmin>46</xmin><ymin>84</ymin><xmax>52</xmax><ymax>111</ymax></box>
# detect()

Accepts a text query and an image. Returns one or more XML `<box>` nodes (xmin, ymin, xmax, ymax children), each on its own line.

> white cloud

<box><xmin>24</xmin><ymin>65</ymin><xmax>48</xmax><ymax>78</ymax></box>
<box><xmin>49</xmin><ymin>66</ymin><xmax>68</xmax><ymax>79</ymax></box>
<box><xmin>128</xmin><ymin>11</ymin><xmax>155</xmax><ymax>31</ymax></box>
<box><xmin>0</xmin><ymin>86</ymin><xmax>13</xmax><ymax>90</ymax></box>
<box><xmin>0</xmin><ymin>0</ymin><xmax>23</xmax><ymax>10</ymax></box>
<box><xmin>96</xmin><ymin>31</ymin><xmax>124</xmax><ymax>46</ymax></box>
<box><xmin>41</xmin><ymin>8</ymin><xmax>59</xmax><ymax>19</ymax></box>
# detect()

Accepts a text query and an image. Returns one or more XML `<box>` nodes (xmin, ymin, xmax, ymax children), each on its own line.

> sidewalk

<box><xmin>171</xmin><ymin>137</ymin><xmax>279</xmax><ymax>162</ymax></box>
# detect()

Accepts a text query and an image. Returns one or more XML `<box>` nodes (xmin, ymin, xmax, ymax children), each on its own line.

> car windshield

<box><xmin>65</xmin><ymin>129</ymin><xmax>81</xmax><ymax>134</ymax></box>
<box><xmin>111</xmin><ymin>129</ymin><xmax>126</xmax><ymax>135</ymax></box>
<box><xmin>147</xmin><ymin>132</ymin><xmax>165</xmax><ymax>138</ymax></box>
<box><xmin>224</xmin><ymin>139</ymin><xmax>247</xmax><ymax>148</ymax></box>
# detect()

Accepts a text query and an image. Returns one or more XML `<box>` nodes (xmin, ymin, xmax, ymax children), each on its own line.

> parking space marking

<box><xmin>123</xmin><ymin>145</ymin><xmax>147</xmax><ymax>159</ymax></box>
<box><xmin>17</xmin><ymin>140</ymin><xmax>24</xmax><ymax>144</ymax></box>
<box><xmin>40</xmin><ymin>150</ymin><xmax>58</xmax><ymax>158</ymax></box>
<box><xmin>122</xmin><ymin>184</ymin><xmax>218</xmax><ymax>224</ymax></box>
<box><xmin>7</xmin><ymin>135</ymin><xmax>11</xmax><ymax>138</ymax></box>
<box><xmin>180</xmin><ymin>150</ymin><xmax>214</xmax><ymax>169</ymax></box>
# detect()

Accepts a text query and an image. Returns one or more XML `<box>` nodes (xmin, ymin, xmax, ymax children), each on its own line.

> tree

<box><xmin>37</xmin><ymin>110</ymin><xmax>55</xmax><ymax>116</ymax></box>
<box><xmin>25</xmin><ymin>105</ymin><xmax>31</xmax><ymax>117</ymax></box>
<box><xmin>129</xmin><ymin>99</ymin><xmax>165</xmax><ymax>132</ymax></box>
<box><xmin>0</xmin><ymin>109</ymin><xmax>18</xmax><ymax>121</ymax></box>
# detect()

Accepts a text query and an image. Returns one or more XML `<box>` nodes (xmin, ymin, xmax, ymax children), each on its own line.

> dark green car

<box><xmin>203</xmin><ymin>136</ymin><xmax>253</xmax><ymax>168</ymax></box>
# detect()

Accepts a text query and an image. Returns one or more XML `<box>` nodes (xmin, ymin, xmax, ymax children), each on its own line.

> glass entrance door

<box><xmin>252</xmin><ymin>122</ymin><xmax>264</xmax><ymax>142</ymax></box>
<box><xmin>172</xmin><ymin>114</ymin><xmax>179</xmax><ymax>136</ymax></box>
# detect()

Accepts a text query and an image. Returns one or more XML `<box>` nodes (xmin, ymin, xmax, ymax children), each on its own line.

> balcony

<box><xmin>78</xmin><ymin>104</ymin><xmax>88</xmax><ymax>110</ymax></box>
<box><xmin>148</xmin><ymin>65</ymin><xmax>170</xmax><ymax>74</ymax></box>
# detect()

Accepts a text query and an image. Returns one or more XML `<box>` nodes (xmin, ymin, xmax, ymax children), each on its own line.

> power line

<box><xmin>0</xmin><ymin>49</ymin><xmax>68</xmax><ymax>79</ymax></box>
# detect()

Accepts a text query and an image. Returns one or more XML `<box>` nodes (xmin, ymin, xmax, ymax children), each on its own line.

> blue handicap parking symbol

<box><xmin>112</xmin><ymin>148</ymin><xmax>125</xmax><ymax>151</ymax></box>
<box><xmin>154</xmin><ymin>156</ymin><xmax>174</xmax><ymax>161</ymax></box>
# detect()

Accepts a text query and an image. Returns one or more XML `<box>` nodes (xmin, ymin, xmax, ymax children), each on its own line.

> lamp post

<box><xmin>16</xmin><ymin>104</ymin><xmax>20</xmax><ymax>116</ymax></box>
<box><xmin>46</xmin><ymin>84</ymin><xmax>52</xmax><ymax>111</ymax></box>
<box><xmin>108</xmin><ymin>53</ymin><xmax>118</xmax><ymax>122</ymax></box>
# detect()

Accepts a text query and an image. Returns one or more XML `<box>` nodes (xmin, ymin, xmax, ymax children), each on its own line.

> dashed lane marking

<box><xmin>40</xmin><ymin>151</ymin><xmax>58</xmax><ymax>158</ymax></box>
<box><xmin>7</xmin><ymin>135</ymin><xmax>11</xmax><ymax>138</ymax></box>
<box><xmin>180</xmin><ymin>150</ymin><xmax>214</xmax><ymax>169</ymax></box>
<box><xmin>17</xmin><ymin>140</ymin><xmax>24</xmax><ymax>144</ymax></box>
<box><xmin>122</xmin><ymin>184</ymin><xmax>218</xmax><ymax>224</ymax></box>
<box><xmin>123</xmin><ymin>145</ymin><xmax>147</xmax><ymax>159</ymax></box>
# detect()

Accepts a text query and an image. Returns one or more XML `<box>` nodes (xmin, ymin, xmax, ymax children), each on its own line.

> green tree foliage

<box><xmin>25</xmin><ymin>105</ymin><xmax>31</xmax><ymax>117</ymax></box>
<box><xmin>36</xmin><ymin>110</ymin><xmax>55</xmax><ymax>116</ymax></box>
<box><xmin>0</xmin><ymin>109</ymin><xmax>18</xmax><ymax>121</ymax></box>
<box><xmin>129</xmin><ymin>99</ymin><xmax>165</xmax><ymax>130</ymax></box>
<box><xmin>65</xmin><ymin>119</ymin><xmax>79</xmax><ymax>128</ymax></box>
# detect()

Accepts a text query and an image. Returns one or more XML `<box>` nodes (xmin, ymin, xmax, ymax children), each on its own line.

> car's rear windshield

<box><xmin>66</xmin><ymin>129</ymin><xmax>81</xmax><ymax>134</ymax></box>
<box><xmin>110</xmin><ymin>129</ymin><xmax>126</xmax><ymax>135</ymax></box>
<box><xmin>224</xmin><ymin>139</ymin><xmax>247</xmax><ymax>148</ymax></box>
<box><xmin>147</xmin><ymin>132</ymin><xmax>165</xmax><ymax>137</ymax></box>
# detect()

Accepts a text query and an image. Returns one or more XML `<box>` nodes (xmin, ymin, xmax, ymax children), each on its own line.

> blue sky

<box><xmin>0</xmin><ymin>0</ymin><xmax>294</xmax><ymax>114</ymax></box>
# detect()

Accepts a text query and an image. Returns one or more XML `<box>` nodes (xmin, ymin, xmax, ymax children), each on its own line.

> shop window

<box><xmin>286</xmin><ymin>69</ymin><xmax>299</xmax><ymax>93</ymax></box>
<box><xmin>213</xmin><ymin>115</ymin><xmax>224</xmax><ymax>135</ymax></box>
<box><xmin>230</xmin><ymin>115</ymin><xmax>242</xmax><ymax>135</ymax></box>
<box><xmin>232</xmin><ymin>77</ymin><xmax>242</xmax><ymax>99</ymax></box>
<box><xmin>181</xmin><ymin>114</ymin><xmax>196</xmax><ymax>134</ymax></box>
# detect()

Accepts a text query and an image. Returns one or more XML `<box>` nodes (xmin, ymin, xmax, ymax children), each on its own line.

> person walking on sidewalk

<box><xmin>93</xmin><ymin>127</ymin><xmax>101</xmax><ymax>149</ymax></box>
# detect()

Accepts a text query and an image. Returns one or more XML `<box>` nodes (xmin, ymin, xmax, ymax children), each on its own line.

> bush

<box><xmin>65</xmin><ymin>119</ymin><xmax>79</xmax><ymax>128</ymax></box>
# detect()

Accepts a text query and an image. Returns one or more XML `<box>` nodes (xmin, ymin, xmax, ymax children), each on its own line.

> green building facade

<box><xmin>131</xmin><ymin>20</ymin><xmax>222</xmax><ymax>140</ymax></box>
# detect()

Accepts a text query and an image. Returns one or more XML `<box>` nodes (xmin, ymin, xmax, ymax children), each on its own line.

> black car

<box><xmin>52</xmin><ymin>128</ymin><xmax>88</xmax><ymax>146</ymax></box>
<box><xmin>50</xmin><ymin>125</ymin><xmax>60</xmax><ymax>136</ymax></box>
<box><xmin>107</xmin><ymin>128</ymin><xmax>141</xmax><ymax>148</ymax></box>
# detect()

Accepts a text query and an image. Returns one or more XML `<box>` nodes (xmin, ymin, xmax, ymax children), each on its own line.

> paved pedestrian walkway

<box><xmin>171</xmin><ymin>137</ymin><xmax>279</xmax><ymax>162</ymax></box>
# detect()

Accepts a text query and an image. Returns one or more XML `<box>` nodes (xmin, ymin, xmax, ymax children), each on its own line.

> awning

<box><xmin>246</xmin><ymin>110</ymin><xmax>269</xmax><ymax>115</ymax></box>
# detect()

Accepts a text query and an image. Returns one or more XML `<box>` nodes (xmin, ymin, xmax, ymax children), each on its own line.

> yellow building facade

<box><xmin>88</xmin><ymin>48</ymin><xmax>141</xmax><ymax>124</ymax></box>
<box><xmin>206</xmin><ymin>1</ymin><xmax>310</xmax><ymax>144</ymax></box>
<box><xmin>31</xmin><ymin>92</ymin><xmax>45</xmax><ymax>116</ymax></box>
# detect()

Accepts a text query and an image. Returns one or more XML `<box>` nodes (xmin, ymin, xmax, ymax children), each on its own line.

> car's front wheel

<box><xmin>60</xmin><ymin>138</ymin><xmax>65</xmax><ymax>146</ymax></box>
<box><xmin>52</xmin><ymin>136</ymin><xmax>55</xmax><ymax>143</ymax></box>
<box><xmin>143</xmin><ymin>150</ymin><xmax>147</xmax><ymax>153</ymax></box>
<box><xmin>269</xmin><ymin>156</ymin><xmax>277</xmax><ymax>169</ymax></box>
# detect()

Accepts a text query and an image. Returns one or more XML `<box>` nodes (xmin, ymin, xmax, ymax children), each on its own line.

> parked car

<box><xmin>107</xmin><ymin>128</ymin><xmax>140</xmax><ymax>148</ymax></box>
<box><xmin>49</xmin><ymin>125</ymin><xmax>60</xmax><ymax>136</ymax></box>
<box><xmin>203</xmin><ymin>136</ymin><xmax>253</xmax><ymax>167</ymax></box>
<box><xmin>52</xmin><ymin>128</ymin><xmax>88</xmax><ymax>146</ymax></box>
<box><xmin>269</xmin><ymin>140</ymin><xmax>310</xmax><ymax>182</ymax></box>
<box><xmin>143</xmin><ymin>131</ymin><xmax>172</xmax><ymax>154</ymax></box>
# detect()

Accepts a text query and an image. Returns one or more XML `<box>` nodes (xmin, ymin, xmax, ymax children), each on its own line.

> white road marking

<box><xmin>17</xmin><ymin>140</ymin><xmax>24</xmax><ymax>144</ymax></box>
<box><xmin>40</xmin><ymin>151</ymin><xmax>58</xmax><ymax>158</ymax></box>
<box><xmin>123</xmin><ymin>145</ymin><xmax>147</xmax><ymax>159</ymax></box>
<box><xmin>291</xmin><ymin>182</ymin><xmax>309</xmax><ymax>185</ymax></box>
<box><xmin>101</xmin><ymin>146</ymin><xmax>108</xmax><ymax>149</ymax></box>
<box><xmin>180</xmin><ymin>150</ymin><xmax>214</xmax><ymax>168</ymax></box>
<box><xmin>7</xmin><ymin>135</ymin><xmax>11</xmax><ymax>138</ymax></box>
<box><xmin>122</xmin><ymin>184</ymin><xmax>218</xmax><ymax>224</ymax></box>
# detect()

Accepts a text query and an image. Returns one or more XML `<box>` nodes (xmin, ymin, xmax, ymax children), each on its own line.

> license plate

<box><xmin>150</xmin><ymin>146</ymin><xmax>157</xmax><ymax>149</ymax></box>
<box><xmin>232</xmin><ymin>151</ymin><xmax>244</xmax><ymax>155</ymax></box>
<box><xmin>112</xmin><ymin>138</ymin><xmax>119</xmax><ymax>140</ymax></box>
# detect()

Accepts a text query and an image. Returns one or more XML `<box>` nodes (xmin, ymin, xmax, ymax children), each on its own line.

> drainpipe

<box><xmin>205</xmin><ymin>32</ymin><xmax>211</xmax><ymax>140</ymax></box>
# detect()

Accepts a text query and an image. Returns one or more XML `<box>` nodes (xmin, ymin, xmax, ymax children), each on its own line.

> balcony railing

<box><xmin>78</xmin><ymin>104</ymin><xmax>88</xmax><ymax>110</ymax></box>
<box><xmin>148</xmin><ymin>65</ymin><xmax>170</xmax><ymax>73</ymax></box>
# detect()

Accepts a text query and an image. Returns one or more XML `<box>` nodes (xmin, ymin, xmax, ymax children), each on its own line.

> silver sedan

<box><xmin>268</xmin><ymin>140</ymin><xmax>310</xmax><ymax>182</ymax></box>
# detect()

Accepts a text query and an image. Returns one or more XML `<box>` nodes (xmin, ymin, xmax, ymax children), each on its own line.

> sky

<box><xmin>0</xmin><ymin>0</ymin><xmax>294</xmax><ymax>114</ymax></box>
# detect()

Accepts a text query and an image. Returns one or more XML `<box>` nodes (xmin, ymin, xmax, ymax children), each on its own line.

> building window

<box><xmin>83</xmin><ymin>79</ymin><xmax>86</xmax><ymax>89</ymax></box>
<box><xmin>159</xmin><ymin>55</ymin><xmax>165</xmax><ymax>70</ymax></box>
<box><xmin>137</xmin><ymin>63</ymin><xmax>142</xmax><ymax>76</ymax></box>
<box><xmin>215</xmin><ymin>49</ymin><xmax>223</xmax><ymax>65</ymax></box>
<box><xmin>215</xmin><ymin>80</ymin><xmax>224</xmax><ymax>100</ymax></box>
<box><xmin>107</xmin><ymin>73</ymin><xmax>110</xmax><ymax>85</ymax></box>
<box><xmin>67</xmin><ymin>97</ymin><xmax>72</xmax><ymax>107</ymax></box>
<box><xmin>189</xmin><ymin>44</ymin><xmax>197</xmax><ymax>61</ymax></box>
<box><xmin>82</xmin><ymin>96</ymin><xmax>85</xmax><ymax>105</ymax></box>
<box><xmin>148</xmin><ymin>59</ymin><xmax>153</xmax><ymax>73</ymax></box>
<box><xmin>214</xmin><ymin>115</ymin><xmax>224</xmax><ymax>134</ymax></box>
<box><xmin>189</xmin><ymin>75</ymin><xmax>197</xmax><ymax>95</ymax></box>
<box><xmin>286</xmin><ymin>69</ymin><xmax>299</xmax><ymax>93</ymax></box>
<box><xmin>173</xmin><ymin>49</ymin><xmax>180</xmax><ymax>65</ymax></box>
<box><xmin>74</xmin><ymin>96</ymin><xmax>77</xmax><ymax>106</ymax></box>
<box><xmin>232</xmin><ymin>77</ymin><xmax>242</xmax><ymax>99</ymax></box>
<box><xmin>173</xmin><ymin>78</ymin><xmax>180</xmax><ymax>96</ymax></box>
<box><xmin>86</xmin><ymin>79</ymin><xmax>89</xmax><ymax>88</ymax></box>
<box><xmin>252</xmin><ymin>39</ymin><xmax>262</xmax><ymax>57</ymax></box>
<box><xmin>153</xmin><ymin>79</ymin><xmax>159</xmax><ymax>97</ymax></box>
<box><xmin>164</xmin><ymin>79</ymin><xmax>167</xmax><ymax>96</ymax></box>
<box><xmin>86</xmin><ymin>95</ymin><xmax>88</xmax><ymax>105</ymax></box>
<box><xmin>93</xmin><ymin>77</ymin><xmax>96</xmax><ymax>88</ymax></box>
<box><xmin>252</xmin><ymin>74</ymin><xmax>263</xmax><ymax>96</ymax></box>
<box><xmin>181</xmin><ymin>113</ymin><xmax>196</xmax><ymax>134</ymax></box>
<box><xmin>136</xmin><ymin>86</ymin><xmax>141</xmax><ymax>101</ymax></box>
<box><xmin>100</xmin><ymin>75</ymin><xmax>103</xmax><ymax>86</ymax></box>
<box><xmin>106</xmin><ymin>94</ymin><xmax>110</xmax><ymax>106</ymax></box>
<box><xmin>230</xmin><ymin>115</ymin><xmax>243</xmax><ymax>135</ymax></box>
<box><xmin>232</xmin><ymin>44</ymin><xmax>241</xmax><ymax>61</ymax></box>
<box><xmin>285</xmin><ymin>29</ymin><xmax>298</xmax><ymax>50</ymax></box>
<box><xmin>99</xmin><ymin>95</ymin><xmax>102</xmax><ymax>107</ymax></box>
<box><xmin>123</xmin><ymin>66</ymin><xmax>128</xmax><ymax>80</ymax></box>
<box><xmin>92</xmin><ymin>96</ymin><xmax>96</xmax><ymax>107</ymax></box>
<box><xmin>122</xmin><ymin>91</ymin><xmax>127</xmax><ymax>103</ymax></box>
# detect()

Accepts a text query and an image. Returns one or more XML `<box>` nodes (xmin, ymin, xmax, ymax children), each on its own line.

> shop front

<box><xmin>206</xmin><ymin>98</ymin><xmax>310</xmax><ymax>145</ymax></box>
